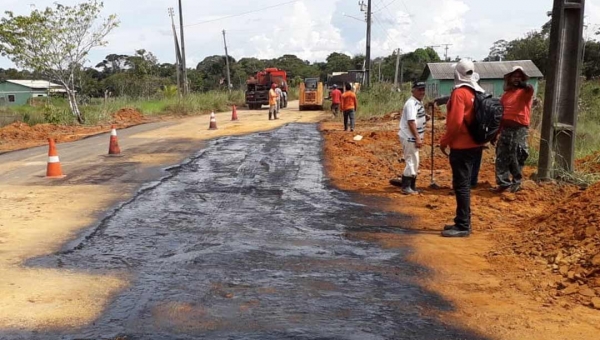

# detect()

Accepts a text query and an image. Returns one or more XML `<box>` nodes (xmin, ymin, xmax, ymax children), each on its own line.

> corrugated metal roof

<box><xmin>424</xmin><ymin>60</ymin><xmax>544</xmax><ymax>80</ymax></box>
<box><xmin>5</xmin><ymin>80</ymin><xmax>63</xmax><ymax>89</ymax></box>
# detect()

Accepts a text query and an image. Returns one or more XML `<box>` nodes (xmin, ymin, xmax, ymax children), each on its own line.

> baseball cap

<box><xmin>412</xmin><ymin>81</ymin><xmax>426</xmax><ymax>89</ymax></box>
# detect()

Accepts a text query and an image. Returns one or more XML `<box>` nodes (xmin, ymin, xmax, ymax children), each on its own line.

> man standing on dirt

<box><xmin>439</xmin><ymin>59</ymin><xmax>485</xmax><ymax>238</ymax></box>
<box><xmin>341</xmin><ymin>82</ymin><xmax>357</xmax><ymax>131</ymax></box>
<box><xmin>393</xmin><ymin>81</ymin><xmax>428</xmax><ymax>195</ymax></box>
<box><xmin>275</xmin><ymin>85</ymin><xmax>283</xmax><ymax>115</ymax></box>
<box><xmin>269</xmin><ymin>83</ymin><xmax>279</xmax><ymax>120</ymax></box>
<box><xmin>491</xmin><ymin>66</ymin><xmax>534</xmax><ymax>193</ymax></box>
<box><xmin>330</xmin><ymin>84</ymin><xmax>342</xmax><ymax>117</ymax></box>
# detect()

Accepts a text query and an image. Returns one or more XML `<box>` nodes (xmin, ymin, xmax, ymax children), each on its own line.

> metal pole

<box><xmin>394</xmin><ymin>48</ymin><xmax>401</xmax><ymax>89</ymax></box>
<box><xmin>538</xmin><ymin>0</ymin><xmax>586</xmax><ymax>179</ymax></box>
<box><xmin>169</xmin><ymin>8</ymin><xmax>182</xmax><ymax>97</ymax></box>
<box><xmin>365</xmin><ymin>0</ymin><xmax>372</xmax><ymax>88</ymax></box>
<box><xmin>178</xmin><ymin>0</ymin><xmax>188</xmax><ymax>95</ymax></box>
<box><xmin>222</xmin><ymin>30</ymin><xmax>232</xmax><ymax>93</ymax></box>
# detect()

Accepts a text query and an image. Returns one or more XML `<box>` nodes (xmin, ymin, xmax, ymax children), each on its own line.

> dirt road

<box><xmin>0</xmin><ymin>102</ymin><xmax>328</xmax><ymax>336</ymax></box>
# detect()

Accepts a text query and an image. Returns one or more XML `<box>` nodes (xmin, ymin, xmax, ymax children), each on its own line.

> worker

<box><xmin>395</xmin><ymin>81</ymin><xmax>429</xmax><ymax>195</ymax></box>
<box><xmin>340</xmin><ymin>82</ymin><xmax>357</xmax><ymax>131</ymax></box>
<box><xmin>439</xmin><ymin>59</ymin><xmax>485</xmax><ymax>238</ymax></box>
<box><xmin>330</xmin><ymin>84</ymin><xmax>342</xmax><ymax>117</ymax></box>
<box><xmin>268</xmin><ymin>83</ymin><xmax>279</xmax><ymax>120</ymax></box>
<box><xmin>275</xmin><ymin>85</ymin><xmax>283</xmax><ymax>115</ymax></box>
<box><xmin>491</xmin><ymin>66</ymin><xmax>534</xmax><ymax>193</ymax></box>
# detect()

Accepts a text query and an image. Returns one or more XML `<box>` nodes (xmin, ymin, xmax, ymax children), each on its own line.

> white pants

<box><xmin>401</xmin><ymin>137</ymin><xmax>420</xmax><ymax>177</ymax></box>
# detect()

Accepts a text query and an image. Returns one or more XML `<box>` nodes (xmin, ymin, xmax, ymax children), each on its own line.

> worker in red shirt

<box><xmin>491</xmin><ymin>66</ymin><xmax>534</xmax><ymax>193</ymax></box>
<box><xmin>340</xmin><ymin>82</ymin><xmax>358</xmax><ymax>131</ymax></box>
<box><xmin>439</xmin><ymin>59</ymin><xmax>485</xmax><ymax>238</ymax></box>
<box><xmin>330</xmin><ymin>84</ymin><xmax>342</xmax><ymax>117</ymax></box>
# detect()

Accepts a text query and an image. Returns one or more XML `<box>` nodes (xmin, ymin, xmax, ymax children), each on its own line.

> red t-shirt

<box><xmin>330</xmin><ymin>89</ymin><xmax>342</xmax><ymax>104</ymax></box>
<box><xmin>500</xmin><ymin>86</ymin><xmax>534</xmax><ymax>127</ymax></box>
<box><xmin>440</xmin><ymin>87</ymin><xmax>482</xmax><ymax>150</ymax></box>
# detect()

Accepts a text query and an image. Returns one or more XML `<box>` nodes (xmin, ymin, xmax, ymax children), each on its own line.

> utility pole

<box><xmin>394</xmin><ymin>48</ymin><xmax>401</xmax><ymax>89</ymax></box>
<box><xmin>178</xmin><ymin>0</ymin><xmax>188</xmax><ymax>95</ymax></box>
<box><xmin>169</xmin><ymin>8</ymin><xmax>182</xmax><ymax>97</ymax></box>
<box><xmin>359</xmin><ymin>0</ymin><xmax>372</xmax><ymax>88</ymax></box>
<box><xmin>538</xmin><ymin>0</ymin><xmax>586</xmax><ymax>179</ymax></box>
<box><xmin>441</xmin><ymin>43</ymin><xmax>453</xmax><ymax>61</ymax></box>
<box><xmin>400</xmin><ymin>60</ymin><xmax>404</xmax><ymax>87</ymax></box>
<box><xmin>222</xmin><ymin>29</ymin><xmax>232</xmax><ymax>92</ymax></box>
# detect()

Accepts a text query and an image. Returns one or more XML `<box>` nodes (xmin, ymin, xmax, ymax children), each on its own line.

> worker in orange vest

<box><xmin>269</xmin><ymin>83</ymin><xmax>279</xmax><ymax>120</ymax></box>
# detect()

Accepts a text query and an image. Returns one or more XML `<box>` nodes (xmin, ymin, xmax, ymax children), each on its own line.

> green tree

<box><xmin>326</xmin><ymin>52</ymin><xmax>353</xmax><ymax>74</ymax></box>
<box><xmin>504</xmin><ymin>31</ymin><xmax>549</xmax><ymax>75</ymax></box>
<box><xmin>0</xmin><ymin>0</ymin><xmax>118</xmax><ymax>123</ymax></box>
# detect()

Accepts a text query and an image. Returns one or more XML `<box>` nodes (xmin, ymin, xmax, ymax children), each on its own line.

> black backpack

<box><xmin>467</xmin><ymin>91</ymin><xmax>504</xmax><ymax>144</ymax></box>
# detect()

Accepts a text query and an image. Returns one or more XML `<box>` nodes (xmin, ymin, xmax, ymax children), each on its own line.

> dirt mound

<box><xmin>513</xmin><ymin>182</ymin><xmax>600</xmax><ymax>307</ymax></box>
<box><xmin>112</xmin><ymin>108</ymin><xmax>145</xmax><ymax>124</ymax></box>
<box><xmin>576</xmin><ymin>152</ymin><xmax>600</xmax><ymax>174</ymax></box>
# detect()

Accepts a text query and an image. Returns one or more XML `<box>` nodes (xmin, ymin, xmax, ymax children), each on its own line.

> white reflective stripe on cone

<box><xmin>111</xmin><ymin>129</ymin><xmax>117</xmax><ymax>136</ymax></box>
<box><xmin>48</xmin><ymin>156</ymin><xmax>60</xmax><ymax>163</ymax></box>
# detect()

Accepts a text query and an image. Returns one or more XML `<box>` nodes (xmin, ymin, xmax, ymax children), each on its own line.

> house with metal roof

<box><xmin>421</xmin><ymin>60</ymin><xmax>544</xmax><ymax>99</ymax></box>
<box><xmin>0</xmin><ymin>80</ymin><xmax>67</xmax><ymax>106</ymax></box>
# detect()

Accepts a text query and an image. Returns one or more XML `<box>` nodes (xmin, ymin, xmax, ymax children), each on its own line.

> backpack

<box><xmin>467</xmin><ymin>91</ymin><xmax>504</xmax><ymax>144</ymax></box>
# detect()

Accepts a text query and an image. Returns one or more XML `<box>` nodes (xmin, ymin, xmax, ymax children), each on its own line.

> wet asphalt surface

<box><xmin>8</xmin><ymin>123</ymin><xmax>488</xmax><ymax>340</ymax></box>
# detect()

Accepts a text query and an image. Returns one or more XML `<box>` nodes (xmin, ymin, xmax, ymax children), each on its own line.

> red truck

<box><xmin>245</xmin><ymin>68</ymin><xmax>288</xmax><ymax>109</ymax></box>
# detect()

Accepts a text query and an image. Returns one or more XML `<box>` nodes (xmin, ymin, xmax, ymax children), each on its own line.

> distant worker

<box><xmin>281</xmin><ymin>81</ymin><xmax>288</xmax><ymax>108</ymax></box>
<box><xmin>275</xmin><ymin>85</ymin><xmax>283</xmax><ymax>115</ymax></box>
<box><xmin>491</xmin><ymin>66</ymin><xmax>534</xmax><ymax>193</ymax></box>
<box><xmin>439</xmin><ymin>59</ymin><xmax>485</xmax><ymax>238</ymax></box>
<box><xmin>340</xmin><ymin>82</ymin><xmax>358</xmax><ymax>131</ymax></box>
<box><xmin>394</xmin><ymin>81</ymin><xmax>429</xmax><ymax>195</ymax></box>
<box><xmin>269</xmin><ymin>83</ymin><xmax>279</xmax><ymax>120</ymax></box>
<box><xmin>330</xmin><ymin>84</ymin><xmax>342</xmax><ymax>117</ymax></box>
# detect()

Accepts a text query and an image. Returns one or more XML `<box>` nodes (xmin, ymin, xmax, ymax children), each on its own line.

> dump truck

<box><xmin>245</xmin><ymin>68</ymin><xmax>288</xmax><ymax>109</ymax></box>
<box><xmin>299</xmin><ymin>78</ymin><xmax>324</xmax><ymax>111</ymax></box>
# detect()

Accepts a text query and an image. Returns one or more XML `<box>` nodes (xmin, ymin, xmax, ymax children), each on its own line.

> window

<box><xmin>8</xmin><ymin>94</ymin><xmax>15</xmax><ymax>103</ymax></box>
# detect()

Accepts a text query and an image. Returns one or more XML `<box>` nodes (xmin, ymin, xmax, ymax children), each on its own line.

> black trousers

<box><xmin>449</xmin><ymin>147</ymin><xmax>483</xmax><ymax>230</ymax></box>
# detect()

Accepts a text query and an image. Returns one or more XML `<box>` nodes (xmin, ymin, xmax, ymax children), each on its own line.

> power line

<box><xmin>185</xmin><ymin>0</ymin><xmax>300</xmax><ymax>27</ymax></box>
<box><xmin>373</xmin><ymin>0</ymin><xmax>397</xmax><ymax>13</ymax></box>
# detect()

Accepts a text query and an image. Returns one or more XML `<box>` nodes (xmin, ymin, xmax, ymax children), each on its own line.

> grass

<box><xmin>355</xmin><ymin>82</ymin><xmax>410</xmax><ymax>119</ymax></box>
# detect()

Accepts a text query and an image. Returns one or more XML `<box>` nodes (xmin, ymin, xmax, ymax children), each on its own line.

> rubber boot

<box><xmin>401</xmin><ymin>176</ymin><xmax>417</xmax><ymax>195</ymax></box>
<box><xmin>410</xmin><ymin>177</ymin><xmax>421</xmax><ymax>193</ymax></box>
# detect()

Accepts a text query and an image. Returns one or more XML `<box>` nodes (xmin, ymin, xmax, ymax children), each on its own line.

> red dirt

<box><xmin>576</xmin><ymin>151</ymin><xmax>600</xmax><ymax>173</ymax></box>
<box><xmin>321</xmin><ymin>116</ymin><xmax>600</xmax><ymax>338</ymax></box>
<box><xmin>0</xmin><ymin>108</ymin><xmax>149</xmax><ymax>152</ymax></box>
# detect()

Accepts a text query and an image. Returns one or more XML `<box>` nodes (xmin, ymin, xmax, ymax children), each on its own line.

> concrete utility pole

<box><xmin>222</xmin><ymin>30</ymin><xmax>232</xmax><ymax>92</ymax></box>
<box><xmin>538</xmin><ymin>0</ymin><xmax>586</xmax><ymax>179</ymax></box>
<box><xmin>441</xmin><ymin>43</ymin><xmax>453</xmax><ymax>61</ymax></box>
<box><xmin>394</xmin><ymin>48</ymin><xmax>401</xmax><ymax>89</ymax></box>
<box><xmin>169</xmin><ymin>8</ymin><xmax>182</xmax><ymax>96</ymax></box>
<box><xmin>359</xmin><ymin>0</ymin><xmax>372</xmax><ymax>88</ymax></box>
<box><xmin>178</xmin><ymin>0</ymin><xmax>189</xmax><ymax>95</ymax></box>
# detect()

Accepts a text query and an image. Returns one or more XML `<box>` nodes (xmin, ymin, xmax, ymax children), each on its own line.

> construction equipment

<box><xmin>299</xmin><ymin>78</ymin><xmax>324</xmax><ymax>111</ymax></box>
<box><xmin>245</xmin><ymin>68</ymin><xmax>288</xmax><ymax>109</ymax></box>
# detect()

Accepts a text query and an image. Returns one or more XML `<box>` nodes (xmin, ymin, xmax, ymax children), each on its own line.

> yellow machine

<box><xmin>299</xmin><ymin>78</ymin><xmax>324</xmax><ymax>111</ymax></box>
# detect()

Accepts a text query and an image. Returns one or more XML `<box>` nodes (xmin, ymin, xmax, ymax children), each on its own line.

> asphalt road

<box><xmin>3</xmin><ymin>123</ymin><xmax>488</xmax><ymax>340</ymax></box>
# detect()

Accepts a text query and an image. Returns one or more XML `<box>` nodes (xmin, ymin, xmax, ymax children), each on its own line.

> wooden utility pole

<box><xmin>394</xmin><ymin>48</ymin><xmax>401</xmax><ymax>89</ymax></box>
<box><xmin>178</xmin><ymin>0</ymin><xmax>188</xmax><ymax>95</ymax></box>
<box><xmin>441</xmin><ymin>43</ymin><xmax>453</xmax><ymax>61</ymax></box>
<box><xmin>169</xmin><ymin>8</ymin><xmax>182</xmax><ymax>96</ymax></box>
<box><xmin>222</xmin><ymin>30</ymin><xmax>232</xmax><ymax>92</ymax></box>
<box><xmin>359</xmin><ymin>0</ymin><xmax>372</xmax><ymax>88</ymax></box>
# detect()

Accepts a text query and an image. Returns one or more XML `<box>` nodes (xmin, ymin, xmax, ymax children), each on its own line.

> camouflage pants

<box><xmin>495</xmin><ymin>126</ymin><xmax>529</xmax><ymax>187</ymax></box>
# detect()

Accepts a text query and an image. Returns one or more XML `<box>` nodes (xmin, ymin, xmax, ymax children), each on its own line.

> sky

<box><xmin>1</xmin><ymin>0</ymin><xmax>600</xmax><ymax>69</ymax></box>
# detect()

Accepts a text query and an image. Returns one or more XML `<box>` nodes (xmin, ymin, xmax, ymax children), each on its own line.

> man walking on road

<box><xmin>341</xmin><ymin>83</ymin><xmax>357</xmax><ymax>131</ymax></box>
<box><xmin>394</xmin><ymin>81</ymin><xmax>429</xmax><ymax>195</ymax></box>
<box><xmin>330</xmin><ymin>84</ymin><xmax>342</xmax><ymax>117</ymax></box>
<box><xmin>269</xmin><ymin>83</ymin><xmax>279</xmax><ymax>120</ymax></box>
<box><xmin>439</xmin><ymin>59</ymin><xmax>485</xmax><ymax>238</ymax></box>
<box><xmin>491</xmin><ymin>66</ymin><xmax>534</xmax><ymax>193</ymax></box>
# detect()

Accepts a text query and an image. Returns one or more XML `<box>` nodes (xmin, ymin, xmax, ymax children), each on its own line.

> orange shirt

<box><xmin>269</xmin><ymin>89</ymin><xmax>278</xmax><ymax>105</ymax></box>
<box><xmin>330</xmin><ymin>89</ymin><xmax>342</xmax><ymax>104</ymax></box>
<box><xmin>440</xmin><ymin>87</ymin><xmax>482</xmax><ymax>150</ymax></box>
<box><xmin>341</xmin><ymin>91</ymin><xmax>357</xmax><ymax>111</ymax></box>
<box><xmin>500</xmin><ymin>86</ymin><xmax>533</xmax><ymax>127</ymax></box>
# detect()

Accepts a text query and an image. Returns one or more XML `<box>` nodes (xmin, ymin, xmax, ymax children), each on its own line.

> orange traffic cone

<box><xmin>209</xmin><ymin>111</ymin><xmax>218</xmax><ymax>130</ymax></box>
<box><xmin>231</xmin><ymin>105</ymin><xmax>238</xmax><ymax>121</ymax></box>
<box><xmin>108</xmin><ymin>125</ymin><xmax>121</xmax><ymax>156</ymax></box>
<box><xmin>46</xmin><ymin>138</ymin><xmax>65</xmax><ymax>178</ymax></box>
